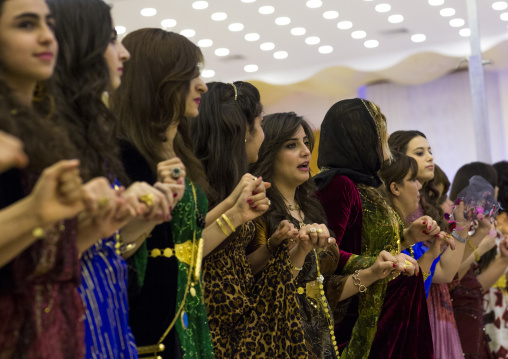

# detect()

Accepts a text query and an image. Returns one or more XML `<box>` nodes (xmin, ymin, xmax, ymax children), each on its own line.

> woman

<box><xmin>48</xmin><ymin>1</ymin><xmax>181</xmax><ymax>357</ymax></box>
<box><xmin>191</xmin><ymin>82</ymin><xmax>310</xmax><ymax>358</ymax></box>
<box><xmin>113</xmin><ymin>30</ymin><xmax>266</xmax><ymax>359</ymax></box>
<box><xmin>449</xmin><ymin>163</ymin><xmax>508</xmax><ymax>359</ymax></box>
<box><xmin>315</xmin><ymin>98</ymin><xmax>436</xmax><ymax>359</ymax></box>
<box><xmin>0</xmin><ymin>0</ymin><xmax>90</xmax><ymax>356</ymax></box>
<box><xmin>249</xmin><ymin>112</ymin><xmax>412</xmax><ymax>359</ymax></box>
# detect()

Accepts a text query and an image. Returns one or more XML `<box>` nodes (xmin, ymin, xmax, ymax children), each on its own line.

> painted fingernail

<box><xmin>258</xmin><ymin>176</ymin><xmax>262</xmax><ymax>180</ymax></box>
<box><xmin>428</xmin><ymin>226</ymin><xmax>431</xmax><ymax>230</ymax></box>
<box><xmin>435</xmin><ymin>234</ymin><xmax>440</xmax><ymax>238</ymax></box>
<box><xmin>422</xmin><ymin>221</ymin><xmax>427</xmax><ymax>225</ymax></box>
<box><xmin>254</xmin><ymin>206</ymin><xmax>257</xmax><ymax>210</ymax></box>
<box><xmin>178</xmin><ymin>179</ymin><xmax>183</xmax><ymax>185</ymax></box>
<box><xmin>253</xmin><ymin>191</ymin><xmax>258</xmax><ymax>195</ymax></box>
<box><xmin>247</xmin><ymin>198</ymin><xmax>252</xmax><ymax>203</ymax></box>
<box><xmin>404</xmin><ymin>268</ymin><xmax>407</xmax><ymax>272</ymax></box>
<box><xmin>393</xmin><ymin>263</ymin><xmax>397</xmax><ymax>268</ymax></box>
<box><xmin>422</xmin><ymin>230</ymin><xmax>427</xmax><ymax>234</ymax></box>
<box><xmin>169</xmin><ymin>207</ymin><xmax>173</xmax><ymax>211</ymax></box>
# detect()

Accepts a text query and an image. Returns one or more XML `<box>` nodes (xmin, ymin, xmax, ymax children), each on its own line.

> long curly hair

<box><xmin>249</xmin><ymin>112</ymin><xmax>326</xmax><ymax>235</ymax></box>
<box><xmin>191</xmin><ymin>81</ymin><xmax>263</xmax><ymax>207</ymax></box>
<box><xmin>112</xmin><ymin>29</ymin><xmax>208</xmax><ymax>192</ymax></box>
<box><xmin>47</xmin><ymin>0</ymin><xmax>126</xmax><ymax>183</ymax></box>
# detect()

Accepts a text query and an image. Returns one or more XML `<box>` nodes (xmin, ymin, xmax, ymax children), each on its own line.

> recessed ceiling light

<box><xmin>275</xmin><ymin>17</ymin><xmax>291</xmax><ymax>25</ymax></box>
<box><xmin>260</xmin><ymin>42</ymin><xmax>275</xmax><ymax>51</ymax></box>
<box><xmin>428</xmin><ymin>0</ymin><xmax>444</xmax><ymax>5</ymax></box>
<box><xmin>259</xmin><ymin>6</ymin><xmax>275</xmax><ymax>14</ymax></box>
<box><xmin>140</xmin><ymin>8</ymin><xmax>157</xmax><ymax>17</ymax></box>
<box><xmin>337</xmin><ymin>21</ymin><xmax>353</xmax><ymax>29</ymax></box>
<box><xmin>493</xmin><ymin>1</ymin><xmax>508</xmax><ymax>10</ymax></box>
<box><xmin>201</xmin><ymin>69</ymin><xmax>215</xmax><ymax>78</ymax></box>
<box><xmin>192</xmin><ymin>1</ymin><xmax>208</xmax><ymax>10</ymax></box>
<box><xmin>306</xmin><ymin>0</ymin><xmax>322</xmax><ymax>8</ymax></box>
<box><xmin>115</xmin><ymin>26</ymin><xmax>126</xmax><ymax>35</ymax></box>
<box><xmin>211</xmin><ymin>12</ymin><xmax>227</xmax><ymax>21</ymax></box>
<box><xmin>375</xmin><ymin>4</ymin><xmax>391</xmax><ymax>13</ymax></box>
<box><xmin>364</xmin><ymin>40</ymin><xmax>379</xmax><ymax>48</ymax></box>
<box><xmin>245</xmin><ymin>33</ymin><xmax>260</xmax><ymax>41</ymax></box>
<box><xmin>244</xmin><ymin>64</ymin><xmax>258</xmax><ymax>73</ymax></box>
<box><xmin>215</xmin><ymin>48</ymin><xmax>230</xmax><ymax>56</ymax></box>
<box><xmin>440</xmin><ymin>8</ymin><xmax>456</xmax><ymax>17</ymax></box>
<box><xmin>305</xmin><ymin>36</ymin><xmax>320</xmax><ymax>45</ymax></box>
<box><xmin>323</xmin><ymin>11</ymin><xmax>339</xmax><ymax>19</ymax></box>
<box><xmin>291</xmin><ymin>27</ymin><xmax>306</xmax><ymax>35</ymax></box>
<box><xmin>273</xmin><ymin>51</ymin><xmax>288</xmax><ymax>59</ymax></box>
<box><xmin>388</xmin><ymin>14</ymin><xmax>404</xmax><ymax>23</ymax></box>
<box><xmin>180</xmin><ymin>29</ymin><xmax>196</xmax><ymax>38</ymax></box>
<box><xmin>449</xmin><ymin>18</ymin><xmax>465</xmax><ymax>27</ymax></box>
<box><xmin>198</xmin><ymin>39</ymin><xmax>213</xmax><ymax>47</ymax></box>
<box><xmin>318</xmin><ymin>45</ymin><xmax>333</xmax><ymax>54</ymax></box>
<box><xmin>351</xmin><ymin>31</ymin><xmax>366</xmax><ymax>39</ymax></box>
<box><xmin>241</xmin><ymin>0</ymin><xmax>256</xmax><ymax>3</ymax></box>
<box><xmin>161</xmin><ymin>19</ymin><xmax>177</xmax><ymax>28</ymax></box>
<box><xmin>459</xmin><ymin>28</ymin><xmax>471</xmax><ymax>37</ymax></box>
<box><xmin>411</xmin><ymin>34</ymin><xmax>426</xmax><ymax>42</ymax></box>
<box><xmin>228</xmin><ymin>23</ymin><xmax>244</xmax><ymax>31</ymax></box>
<box><xmin>501</xmin><ymin>12</ymin><xmax>508</xmax><ymax>20</ymax></box>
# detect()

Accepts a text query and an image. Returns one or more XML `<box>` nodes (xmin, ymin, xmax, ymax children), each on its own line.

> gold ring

<box><xmin>309</xmin><ymin>227</ymin><xmax>317</xmax><ymax>233</ymax></box>
<box><xmin>267</xmin><ymin>199</ymin><xmax>271</xmax><ymax>206</ymax></box>
<box><xmin>316</xmin><ymin>228</ymin><xmax>324</xmax><ymax>234</ymax></box>
<box><xmin>98</xmin><ymin>197</ymin><xmax>109</xmax><ymax>208</ymax></box>
<box><xmin>289</xmin><ymin>238</ymin><xmax>295</xmax><ymax>243</ymax></box>
<box><xmin>139</xmin><ymin>193</ymin><xmax>154</xmax><ymax>207</ymax></box>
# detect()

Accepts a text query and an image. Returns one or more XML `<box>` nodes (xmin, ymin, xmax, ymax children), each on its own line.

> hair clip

<box><xmin>227</xmin><ymin>82</ymin><xmax>238</xmax><ymax>101</ymax></box>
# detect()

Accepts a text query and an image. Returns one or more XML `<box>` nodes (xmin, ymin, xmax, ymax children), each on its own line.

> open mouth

<box><xmin>297</xmin><ymin>161</ymin><xmax>309</xmax><ymax>171</ymax></box>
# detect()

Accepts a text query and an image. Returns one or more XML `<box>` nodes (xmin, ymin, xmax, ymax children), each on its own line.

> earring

<box><xmin>245</xmin><ymin>139</ymin><xmax>247</xmax><ymax>143</ymax></box>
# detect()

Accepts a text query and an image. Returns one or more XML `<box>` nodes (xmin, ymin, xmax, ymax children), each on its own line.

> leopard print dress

<box><xmin>203</xmin><ymin>221</ymin><xmax>307</xmax><ymax>358</ymax></box>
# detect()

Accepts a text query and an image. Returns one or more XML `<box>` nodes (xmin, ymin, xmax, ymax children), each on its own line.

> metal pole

<box><xmin>466</xmin><ymin>0</ymin><xmax>492</xmax><ymax>163</ymax></box>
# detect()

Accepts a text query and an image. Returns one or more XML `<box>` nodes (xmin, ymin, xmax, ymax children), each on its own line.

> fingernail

<box><xmin>258</xmin><ymin>176</ymin><xmax>262</xmax><ymax>180</ymax></box>
<box><xmin>422</xmin><ymin>221</ymin><xmax>427</xmax><ymax>225</ymax></box>
<box><xmin>173</xmin><ymin>193</ymin><xmax>177</xmax><ymax>197</ymax></box>
<box><xmin>328</xmin><ymin>238</ymin><xmax>333</xmax><ymax>243</ymax></box>
<box><xmin>423</xmin><ymin>230</ymin><xmax>427</xmax><ymax>234</ymax></box>
<box><xmin>404</xmin><ymin>268</ymin><xmax>407</xmax><ymax>272</ymax></box>
<box><xmin>435</xmin><ymin>234</ymin><xmax>440</xmax><ymax>238</ymax></box>
<box><xmin>247</xmin><ymin>198</ymin><xmax>252</xmax><ymax>203</ymax></box>
<box><xmin>169</xmin><ymin>207</ymin><xmax>173</xmax><ymax>211</ymax></box>
<box><xmin>253</xmin><ymin>191</ymin><xmax>258</xmax><ymax>195</ymax></box>
<box><xmin>178</xmin><ymin>179</ymin><xmax>183</xmax><ymax>185</ymax></box>
<box><xmin>428</xmin><ymin>226</ymin><xmax>431</xmax><ymax>230</ymax></box>
<box><xmin>254</xmin><ymin>206</ymin><xmax>257</xmax><ymax>210</ymax></box>
<box><xmin>393</xmin><ymin>263</ymin><xmax>397</xmax><ymax>268</ymax></box>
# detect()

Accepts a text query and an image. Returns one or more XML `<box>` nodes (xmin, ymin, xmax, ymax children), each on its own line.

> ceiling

<box><xmin>110</xmin><ymin>0</ymin><xmax>508</xmax><ymax>86</ymax></box>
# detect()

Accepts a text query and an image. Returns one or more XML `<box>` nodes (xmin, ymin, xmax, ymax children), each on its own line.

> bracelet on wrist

<box><xmin>291</xmin><ymin>264</ymin><xmax>303</xmax><ymax>271</ymax></box>
<box><xmin>352</xmin><ymin>270</ymin><xmax>367</xmax><ymax>293</ymax></box>
<box><xmin>467</xmin><ymin>238</ymin><xmax>481</xmax><ymax>262</ymax></box>
<box><xmin>266</xmin><ymin>237</ymin><xmax>275</xmax><ymax>254</ymax></box>
<box><xmin>451</xmin><ymin>229</ymin><xmax>468</xmax><ymax>244</ymax></box>
<box><xmin>222</xmin><ymin>213</ymin><xmax>236</xmax><ymax>232</ymax></box>
<box><xmin>216</xmin><ymin>218</ymin><xmax>230</xmax><ymax>236</ymax></box>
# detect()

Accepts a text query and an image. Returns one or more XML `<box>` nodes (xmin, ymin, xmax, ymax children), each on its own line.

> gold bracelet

<box><xmin>216</xmin><ymin>218</ymin><xmax>229</xmax><ymax>236</ymax></box>
<box><xmin>467</xmin><ymin>239</ymin><xmax>481</xmax><ymax>262</ymax></box>
<box><xmin>32</xmin><ymin>227</ymin><xmax>45</xmax><ymax>239</ymax></box>
<box><xmin>422</xmin><ymin>270</ymin><xmax>430</xmax><ymax>281</ymax></box>
<box><xmin>221</xmin><ymin>214</ymin><xmax>236</xmax><ymax>232</ymax></box>
<box><xmin>352</xmin><ymin>270</ymin><xmax>367</xmax><ymax>293</ymax></box>
<box><xmin>266</xmin><ymin>237</ymin><xmax>275</xmax><ymax>253</ymax></box>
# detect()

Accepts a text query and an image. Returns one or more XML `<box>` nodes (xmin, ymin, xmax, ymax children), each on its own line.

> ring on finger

<box><xmin>98</xmin><ymin>197</ymin><xmax>109</xmax><ymax>208</ymax></box>
<box><xmin>316</xmin><ymin>228</ymin><xmax>324</xmax><ymax>234</ymax></box>
<box><xmin>289</xmin><ymin>238</ymin><xmax>295</xmax><ymax>243</ymax></box>
<box><xmin>170</xmin><ymin>167</ymin><xmax>182</xmax><ymax>179</ymax></box>
<box><xmin>139</xmin><ymin>193</ymin><xmax>154</xmax><ymax>207</ymax></box>
<box><xmin>309</xmin><ymin>227</ymin><xmax>317</xmax><ymax>234</ymax></box>
<box><xmin>267</xmin><ymin>199</ymin><xmax>271</xmax><ymax>206</ymax></box>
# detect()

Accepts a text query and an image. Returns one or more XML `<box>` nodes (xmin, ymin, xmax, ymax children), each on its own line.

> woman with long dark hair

<box><xmin>315</xmin><ymin>98</ymin><xmax>435</xmax><ymax>358</ymax></box>
<box><xmin>249</xmin><ymin>112</ymin><xmax>408</xmax><ymax>359</ymax></box>
<box><xmin>192</xmin><ymin>83</ymin><xmax>318</xmax><ymax>358</ymax></box>
<box><xmin>113</xmin><ymin>31</ymin><xmax>265</xmax><ymax>358</ymax></box>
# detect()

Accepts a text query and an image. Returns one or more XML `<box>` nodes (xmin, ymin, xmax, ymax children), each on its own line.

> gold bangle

<box><xmin>222</xmin><ymin>214</ymin><xmax>236</xmax><ymax>232</ymax></box>
<box><xmin>216</xmin><ymin>218</ymin><xmax>229</xmax><ymax>236</ymax></box>
<box><xmin>32</xmin><ymin>227</ymin><xmax>45</xmax><ymax>239</ymax></box>
<box><xmin>266</xmin><ymin>237</ymin><xmax>275</xmax><ymax>253</ymax></box>
<box><xmin>467</xmin><ymin>239</ymin><xmax>481</xmax><ymax>262</ymax></box>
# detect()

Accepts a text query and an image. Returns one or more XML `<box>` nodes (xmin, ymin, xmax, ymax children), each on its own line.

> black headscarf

<box><xmin>314</xmin><ymin>98</ymin><xmax>384</xmax><ymax>190</ymax></box>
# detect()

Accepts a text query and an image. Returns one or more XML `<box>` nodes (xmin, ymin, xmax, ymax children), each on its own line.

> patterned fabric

<box><xmin>427</xmin><ymin>283</ymin><xmax>464</xmax><ymax>359</ymax></box>
<box><xmin>484</xmin><ymin>275</ymin><xmax>508</xmax><ymax>358</ymax></box>
<box><xmin>79</xmin><ymin>237</ymin><xmax>138</xmax><ymax>359</ymax></box>
<box><xmin>0</xmin><ymin>169</ymin><xmax>84</xmax><ymax>359</ymax></box>
<box><xmin>295</xmin><ymin>249</ymin><xmax>339</xmax><ymax>359</ymax></box>
<box><xmin>203</xmin><ymin>220</ymin><xmax>307</xmax><ymax>359</ymax></box>
<box><xmin>340</xmin><ymin>187</ymin><xmax>433</xmax><ymax>359</ymax></box>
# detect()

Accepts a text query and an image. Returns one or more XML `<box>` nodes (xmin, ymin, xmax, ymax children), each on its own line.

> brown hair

<box><xmin>112</xmin><ymin>29</ymin><xmax>208</xmax><ymax>190</ymax></box>
<box><xmin>433</xmin><ymin>164</ymin><xmax>450</xmax><ymax>205</ymax></box>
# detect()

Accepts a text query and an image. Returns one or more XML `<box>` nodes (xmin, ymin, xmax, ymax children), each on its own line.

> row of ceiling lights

<box><xmin>114</xmin><ymin>0</ymin><xmax>502</xmax><ymax>77</ymax></box>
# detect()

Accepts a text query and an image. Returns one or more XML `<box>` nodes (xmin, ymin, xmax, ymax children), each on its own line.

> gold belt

<box><xmin>137</xmin><ymin>343</ymin><xmax>164</xmax><ymax>359</ymax></box>
<box><xmin>149</xmin><ymin>240</ymin><xmax>195</xmax><ymax>265</ymax></box>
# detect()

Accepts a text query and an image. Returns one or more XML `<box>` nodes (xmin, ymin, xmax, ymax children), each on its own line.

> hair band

<box><xmin>227</xmin><ymin>82</ymin><xmax>238</xmax><ymax>101</ymax></box>
<box><xmin>360</xmin><ymin>98</ymin><xmax>381</xmax><ymax>141</ymax></box>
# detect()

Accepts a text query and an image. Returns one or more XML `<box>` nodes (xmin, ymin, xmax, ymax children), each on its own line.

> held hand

<box><xmin>499</xmin><ymin>239</ymin><xmax>508</xmax><ymax>259</ymax></box>
<box><xmin>0</xmin><ymin>130</ymin><xmax>28</xmax><ymax>173</ymax></box>
<box><xmin>391</xmin><ymin>253</ymin><xmax>419</xmax><ymax>277</ymax></box>
<box><xmin>30</xmin><ymin>160</ymin><xmax>85</xmax><ymax>224</ymax></box>
<box><xmin>232</xmin><ymin>175</ymin><xmax>270</xmax><ymax>224</ymax></box>
<box><xmin>405</xmin><ymin>216</ymin><xmax>440</xmax><ymax>245</ymax></box>
<box><xmin>370</xmin><ymin>250</ymin><xmax>400</xmax><ymax>280</ymax></box>
<box><xmin>296</xmin><ymin>224</ymin><xmax>335</xmax><ymax>254</ymax></box>
<box><xmin>469</xmin><ymin>214</ymin><xmax>494</xmax><ymax>247</ymax></box>
<box><xmin>269</xmin><ymin>220</ymin><xmax>299</xmax><ymax>248</ymax></box>
<box><xmin>157</xmin><ymin>157</ymin><xmax>186</xmax><ymax>185</ymax></box>
<box><xmin>226</xmin><ymin>173</ymin><xmax>271</xmax><ymax>208</ymax></box>
<box><xmin>123</xmin><ymin>181</ymin><xmax>174</xmax><ymax>223</ymax></box>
